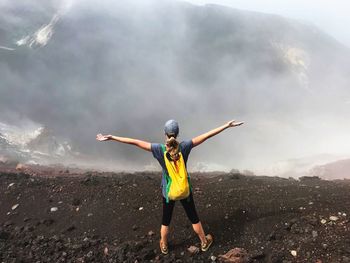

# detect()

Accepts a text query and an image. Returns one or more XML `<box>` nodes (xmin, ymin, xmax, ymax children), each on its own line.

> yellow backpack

<box><xmin>161</xmin><ymin>144</ymin><xmax>191</xmax><ymax>202</ymax></box>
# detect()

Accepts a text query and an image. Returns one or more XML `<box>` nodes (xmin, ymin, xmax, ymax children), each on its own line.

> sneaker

<box><xmin>201</xmin><ymin>234</ymin><xmax>213</xmax><ymax>252</ymax></box>
<box><xmin>159</xmin><ymin>240</ymin><xmax>169</xmax><ymax>255</ymax></box>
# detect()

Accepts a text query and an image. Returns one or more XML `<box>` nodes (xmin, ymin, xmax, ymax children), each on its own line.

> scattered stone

<box><xmin>250</xmin><ymin>251</ymin><xmax>265</xmax><ymax>260</ymax></box>
<box><xmin>139</xmin><ymin>207</ymin><xmax>144</xmax><ymax>211</ymax></box>
<box><xmin>0</xmin><ymin>229</ymin><xmax>10</xmax><ymax>240</ymax></box>
<box><xmin>11</xmin><ymin>204</ymin><xmax>19</xmax><ymax>210</ymax></box>
<box><xmin>329</xmin><ymin>216</ymin><xmax>339</xmax><ymax>221</ymax></box>
<box><xmin>65</xmin><ymin>225</ymin><xmax>76</xmax><ymax>232</ymax></box>
<box><xmin>211</xmin><ymin>255</ymin><xmax>217</xmax><ymax>261</ymax></box>
<box><xmin>8</xmin><ymin>183</ymin><xmax>15</xmax><ymax>188</ymax></box>
<box><xmin>87</xmin><ymin>213</ymin><xmax>93</xmax><ymax>217</ymax></box>
<box><xmin>148</xmin><ymin>230</ymin><xmax>155</xmax><ymax>236</ymax></box>
<box><xmin>4</xmin><ymin>221</ymin><xmax>13</xmax><ymax>227</ymax></box>
<box><xmin>218</xmin><ymin>248</ymin><xmax>249</xmax><ymax>263</ymax></box>
<box><xmin>290</xmin><ymin>250</ymin><xmax>297</xmax><ymax>257</ymax></box>
<box><xmin>320</xmin><ymin>219</ymin><xmax>327</xmax><ymax>224</ymax></box>
<box><xmin>104</xmin><ymin>246</ymin><xmax>109</xmax><ymax>255</ymax></box>
<box><xmin>72</xmin><ymin>198</ymin><xmax>81</xmax><ymax>206</ymax></box>
<box><xmin>187</xmin><ymin>245</ymin><xmax>200</xmax><ymax>255</ymax></box>
<box><xmin>41</xmin><ymin>218</ymin><xmax>55</xmax><ymax>226</ymax></box>
<box><xmin>50</xmin><ymin>207</ymin><xmax>58</xmax><ymax>212</ymax></box>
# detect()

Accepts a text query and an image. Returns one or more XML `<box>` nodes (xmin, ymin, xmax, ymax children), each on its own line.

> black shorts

<box><xmin>162</xmin><ymin>192</ymin><xmax>200</xmax><ymax>226</ymax></box>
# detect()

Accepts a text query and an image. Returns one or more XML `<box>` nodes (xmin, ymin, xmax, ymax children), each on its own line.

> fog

<box><xmin>183</xmin><ymin>0</ymin><xmax>350</xmax><ymax>47</ymax></box>
<box><xmin>1</xmin><ymin>0</ymin><xmax>350</xmax><ymax>175</ymax></box>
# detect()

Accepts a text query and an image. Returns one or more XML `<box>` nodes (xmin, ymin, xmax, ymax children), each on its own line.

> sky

<box><xmin>181</xmin><ymin>0</ymin><xmax>350</xmax><ymax>47</ymax></box>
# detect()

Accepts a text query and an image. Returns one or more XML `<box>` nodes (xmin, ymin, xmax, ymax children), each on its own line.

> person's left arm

<box><xmin>191</xmin><ymin>120</ymin><xmax>244</xmax><ymax>147</ymax></box>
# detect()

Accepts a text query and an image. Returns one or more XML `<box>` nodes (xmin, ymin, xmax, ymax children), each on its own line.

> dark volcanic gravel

<box><xmin>1</xmin><ymin>171</ymin><xmax>350</xmax><ymax>262</ymax></box>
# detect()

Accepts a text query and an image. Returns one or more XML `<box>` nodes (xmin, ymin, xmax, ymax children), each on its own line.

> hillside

<box><xmin>1</xmin><ymin>0</ymin><xmax>350</xmax><ymax>173</ymax></box>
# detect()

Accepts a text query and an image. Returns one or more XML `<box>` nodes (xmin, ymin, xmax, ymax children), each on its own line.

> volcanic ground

<box><xmin>1</xmin><ymin>165</ymin><xmax>350</xmax><ymax>263</ymax></box>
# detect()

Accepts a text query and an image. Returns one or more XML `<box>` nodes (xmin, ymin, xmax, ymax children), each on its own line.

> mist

<box><xmin>1</xmin><ymin>0</ymin><xmax>350</xmax><ymax>175</ymax></box>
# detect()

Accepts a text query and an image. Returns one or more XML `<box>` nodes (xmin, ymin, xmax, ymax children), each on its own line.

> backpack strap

<box><xmin>160</xmin><ymin>144</ymin><xmax>166</xmax><ymax>154</ymax></box>
<box><xmin>160</xmin><ymin>144</ymin><xmax>170</xmax><ymax>203</ymax></box>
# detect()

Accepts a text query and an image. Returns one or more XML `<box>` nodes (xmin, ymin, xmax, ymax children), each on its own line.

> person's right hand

<box><xmin>96</xmin><ymin>133</ymin><xmax>112</xmax><ymax>141</ymax></box>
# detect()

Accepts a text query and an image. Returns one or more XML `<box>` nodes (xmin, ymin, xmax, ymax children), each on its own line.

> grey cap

<box><xmin>164</xmin><ymin>119</ymin><xmax>179</xmax><ymax>137</ymax></box>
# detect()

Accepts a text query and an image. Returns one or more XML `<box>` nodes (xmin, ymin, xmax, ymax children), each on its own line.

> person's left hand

<box><xmin>226</xmin><ymin>120</ymin><xmax>244</xmax><ymax>128</ymax></box>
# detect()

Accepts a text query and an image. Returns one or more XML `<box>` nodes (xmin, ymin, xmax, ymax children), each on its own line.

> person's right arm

<box><xmin>96</xmin><ymin>134</ymin><xmax>151</xmax><ymax>152</ymax></box>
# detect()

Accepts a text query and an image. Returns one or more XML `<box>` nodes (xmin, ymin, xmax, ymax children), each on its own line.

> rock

<box><xmin>290</xmin><ymin>250</ymin><xmax>297</xmax><ymax>257</ymax></box>
<box><xmin>50</xmin><ymin>207</ymin><xmax>58</xmax><ymax>212</ymax></box>
<box><xmin>41</xmin><ymin>218</ymin><xmax>55</xmax><ymax>226</ymax></box>
<box><xmin>139</xmin><ymin>207</ymin><xmax>144</xmax><ymax>211</ymax></box>
<box><xmin>104</xmin><ymin>246</ymin><xmax>109</xmax><ymax>255</ymax></box>
<box><xmin>0</xmin><ymin>229</ymin><xmax>10</xmax><ymax>240</ymax></box>
<box><xmin>329</xmin><ymin>216</ymin><xmax>339</xmax><ymax>221</ymax></box>
<box><xmin>320</xmin><ymin>219</ymin><xmax>327</xmax><ymax>224</ymax></box>
<box><xmin>342</xmin><ymin>256</ymin><xmax>350</xmax><ymax>263</ymax></box>
<box><xmin>148</xmin><ymin>230</ymin><xmax>155</xmax><ymax>236</ymax></box>
<box><xmin>23</xmin><ymin>225</ymin><xmax>34</xmax><ymax>232</ymax></box>
<box><xmin>8</xmin><ymin>183</ymin><xmax>15</xmax><ymax>188</ymax></box>
<box><xmin>218</xmin><ymin>248</ymin><xmax>249</xmax><ymax>263</ymax></box>
<box><xmin>72</xmin><ymin>198</ymin><xmax>81</xmax><ymax>206</ymax></box>
<box><xmin>64</xmin><ymin>225</ymin><xmax>76</xmax><ymax>232</ymax></box>
<box><xmin>4</xmin><ymin>220</ymin><xmax>14</xmax><ymax>227</ymax></box>
<box><xmin>268</xmin><ymin>231</ymin><xmax>276</xmax><ymax>241</ymax></box>
<box><xmin>11</xmin><ymin>204</ymin><xmax>19</xmax><ymax>210</ymax></box>
<box><xmin>16</xmin><ymin>163</ymin><xmax>26</xmax><ymax>170</ymax></box>
<box><xmin>250</xmin><ymin>251</ymin><xmax>265</xmax><ymax>260</ymax></box>
<box><xmin>140</xmin><ymin>247</ymin><xmax>156</xmax><ymax>260</ymax></box>
<box><xmin>187</xmin><ymin>245</ymin><xmax>200</xmax><ymax>255</ymax></box>
<box><xmin>87</xmin><ymin>213</ymin><xmax>93</xmax><ymax>217</ymax></box>
<box><xmin>211</xmin><ymin>255</ymin><xmax>217</xmax><ymax>261</ymax></box>
<box><xmin>23</xmin><ymin>217</ymin><xmax>31</xmax><ymax>222</ymax></box>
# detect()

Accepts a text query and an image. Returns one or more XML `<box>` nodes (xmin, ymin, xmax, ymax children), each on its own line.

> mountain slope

<box><xmin>1</xmin><ymin>1</ymin><xmax>349</xmax><ymax>172</ymax></box>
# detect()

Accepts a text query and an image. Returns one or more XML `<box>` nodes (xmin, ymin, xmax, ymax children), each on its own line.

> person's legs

<box><xmin>161</xmin><ymin>197</ymin><xmax>175</xmax><ymax>246</ymax></box>
<box><xmin>180</xmin><ymin>193</ymin><xmax>207</xmax><ymax>245</ymax></box>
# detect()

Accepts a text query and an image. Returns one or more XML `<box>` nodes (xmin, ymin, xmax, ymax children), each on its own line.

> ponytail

<box><xmin>165</xmin><ymin>136</ymin><xmax>180</xmax><ymax>161</ymax></box>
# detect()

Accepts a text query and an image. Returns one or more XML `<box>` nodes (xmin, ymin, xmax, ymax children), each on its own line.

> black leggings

<box><xmin>162</xmin><ymin>193</ymin><xmax>200</xmax><ymax>226</ymax></box>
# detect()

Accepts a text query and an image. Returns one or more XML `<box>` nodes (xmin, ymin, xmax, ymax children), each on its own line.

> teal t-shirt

<box><xmin>151</xmin><ymin>139</ymin><xmax>193</xmax><ymax>198</ymax></box>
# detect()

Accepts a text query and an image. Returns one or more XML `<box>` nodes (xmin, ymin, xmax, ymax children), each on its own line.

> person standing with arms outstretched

<box><xmin>96</xmin><ymin>119</ymin><xmax>244</xmax><ymax>254</ymax></box>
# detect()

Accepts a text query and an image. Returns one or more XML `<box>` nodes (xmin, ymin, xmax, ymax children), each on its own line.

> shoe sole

<box><xmin>160</xmin><ymin>241</ymin><xmax>169</xmax><ymax>255</ymax></box>
<box><xmin>201</xmin><ymin>236</ymin><xmax>213</xmax><ymax>252</ymax></box>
